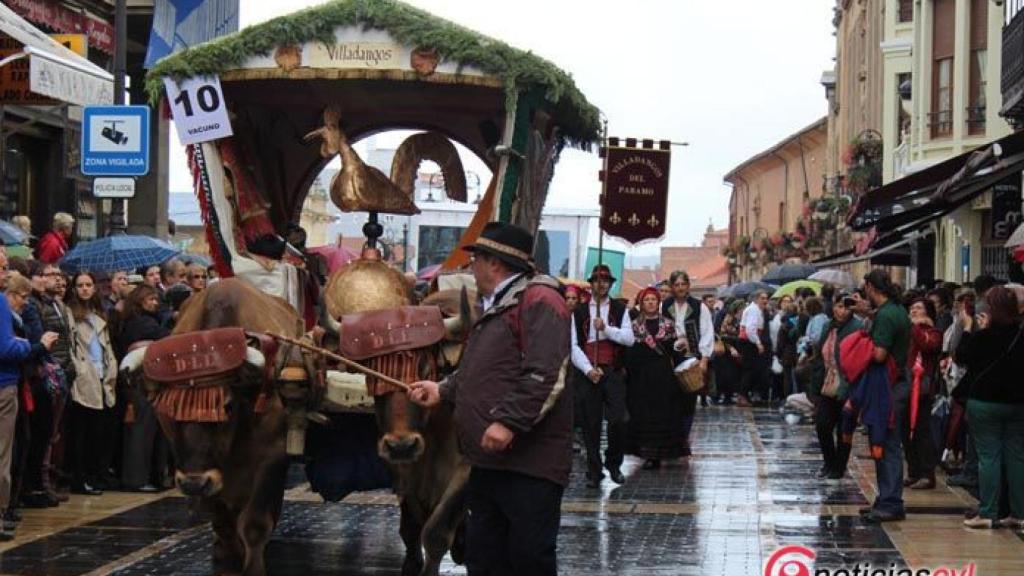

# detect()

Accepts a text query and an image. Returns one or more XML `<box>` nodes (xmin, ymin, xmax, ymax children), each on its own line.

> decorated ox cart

<box><xmin>136</xmin><ymin>0</ymin><xmax>599</xmax><ymax>574</ymax></box>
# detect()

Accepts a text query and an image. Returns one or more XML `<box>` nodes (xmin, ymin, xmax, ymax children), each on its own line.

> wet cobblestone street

<box><xmin>1</xmin><ymin>408</ymin><xmax>1021</xmax><ymax>575</ymax></box>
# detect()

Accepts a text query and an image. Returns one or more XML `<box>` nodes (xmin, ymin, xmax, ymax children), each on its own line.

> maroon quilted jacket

<box><xmin>440</xmin><ymin>274</ymin><xmax>572</xmax><ymax>486</ymax></box>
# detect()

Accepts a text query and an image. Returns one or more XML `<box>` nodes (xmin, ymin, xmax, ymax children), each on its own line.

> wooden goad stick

<box><xmin>264</xmin><ymin>331</ymin><xmax>412</xmax><ymax>393</ymax></box>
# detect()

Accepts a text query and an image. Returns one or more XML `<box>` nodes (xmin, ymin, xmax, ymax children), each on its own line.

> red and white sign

<box><xmin>7</xmin><ymin>0</ymin><xmax>114</xmax><ymax>54</ymax></box>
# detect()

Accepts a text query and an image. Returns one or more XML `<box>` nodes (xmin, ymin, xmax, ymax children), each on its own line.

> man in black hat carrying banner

<box><xmin>571</xmin><ymin>264</ymin><xmax>636</xmax><ymax>488</ymax></box>
<box><xmin>409</xmin><ymin>222</ymin><xmax>572</xmax><ymax>576</ymax></box>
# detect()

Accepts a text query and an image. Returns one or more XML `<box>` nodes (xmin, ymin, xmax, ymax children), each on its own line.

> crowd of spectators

<box><xmin>0</xmin><ymin>230</ymin><xmax>216</xmax><ymax>540</ymax></box>
<box><xmin>566</xmin><ymin>267</ymin><xmax>1024</xmax><ymax>528</ymax></box>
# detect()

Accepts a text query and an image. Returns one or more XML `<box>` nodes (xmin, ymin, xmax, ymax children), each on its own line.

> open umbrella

<box><xmin>721</xmin><ymin>281</ymin><xmax>776</xmax><ymax>300</ymax></box>
<box><xmin>808</xmin><ymin>268</ymin><xmax>857</xmax><ymax>289</ymax></box>
<box><xmin>0</xmin><ymin>220</ymin><xmax>29</xmax><ymax>246</ymax></box>
<box><xmin>178</xmin><ymin>252</ymin><xmax>212</xmax><ymax>267</ymax></box>
<box><xmin>1006</xmin><ymin>222</ymin><xmax>1024</xmax><ymax>248</ymax></box>
<box><xmin>308</xmin><ymin>245</ymin><xmax>359</xmax><ymax>274</ymax></box>
<box><xmin>773</xmin><ymin>279</ymin><xmax>823</xmax><ymax>299</ymax></box>
<box><xmin>761</xmin><ymin>263</ymin><xmax>818</xmax><ymax>284</ymax></box>
<box><xmin>4</xmin><ymin>244</ymin><xmax>31</xmax><ymax>259</ymax></box>
<box><xmin>417</xmin><ymin>264</ymin><xmax>442</xmax><ymax>281</ymax></box>
<box><xmin>59</xmin><ymin>235</ymin><xmax>179</xmax><ymax>274</ymax></box>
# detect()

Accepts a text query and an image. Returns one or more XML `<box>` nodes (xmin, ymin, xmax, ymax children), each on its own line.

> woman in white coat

<box><xmin>65</xmin><ymin>271</ymin><xmax>118</xmax><ymax>496</ymax></box>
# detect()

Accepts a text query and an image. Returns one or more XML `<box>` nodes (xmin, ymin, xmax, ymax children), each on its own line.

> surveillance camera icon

<box><xmin>101</xmin><ymin>121</ymin><xmax>128</xmax><ymax>146</ymax></box>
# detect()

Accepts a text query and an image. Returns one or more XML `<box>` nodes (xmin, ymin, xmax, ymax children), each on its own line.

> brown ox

<box><xmin>322</xmin><ymin>263</ymin><xmax>473</xmax><ymax>576</ymax></box>
<box><xmin>120</xmin><ymin>278</ymin><xmax>305</xmax><ymax>576</ymax></box>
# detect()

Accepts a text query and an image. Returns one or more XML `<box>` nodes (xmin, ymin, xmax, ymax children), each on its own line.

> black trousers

<box><xmin>121</xmin><ymin>387</ymin><xmax>169</xmax><ymax>489</ymax></box>
<box><xmin>815</xmin><ymin>395</ymin><xmax>850</xmax><ymax>475</ymax></box>
<box><xmin>736</xmin><ymin>341</ymin><xmax>770</xmax><ymax>397</ymax></box>
<box><xmin>9</xmin><ymin>395</ymin><xmax>31</xmax><ymax>510</ymax></box>
<box><xmin>903</xmin><ymin>395</ymin><xmax>938</xmax><ymax>481</ymax></box>
<box><xmin>578</xmin><ymin>368</ymin><xmax>627</xmax><ymax>477</ymax></box>
<box><xmin>67</xmin><ymin>401</ymin><xmax>115</xmax><ymax>487</ymax></box>
<box><xmin>25</xmin><ymin>382</ymin><xmax>54</xmax><ymax>494</ymax></box>
<box><xmin>465</xmin><ymin>467</ymin><xmax>563</xmax><ymax>576</ymax></box>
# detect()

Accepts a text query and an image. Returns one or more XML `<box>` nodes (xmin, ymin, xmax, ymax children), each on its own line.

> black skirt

<box><xmin>624</xmin><ymin>341</ymin><xmax>692</xmax><ymax>459</ymax></box>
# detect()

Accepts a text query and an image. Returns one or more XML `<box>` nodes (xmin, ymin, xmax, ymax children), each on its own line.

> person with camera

<box><xmin>954</xmin><ymin>287</ymin><xmax>1024</xmax><ymax>529</ymax></box>
<box><xmin>902</xmin><ymin>297</ymin><xmax>943</xmax><ymax>491</ymax></box>
<box><xmin>812</xmin><ymin>293</ymin><xmax>862</xmax><ymax>480</ymax></box>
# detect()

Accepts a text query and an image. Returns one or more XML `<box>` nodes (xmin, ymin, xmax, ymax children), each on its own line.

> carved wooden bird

<box><xmin>304</xmin><ymin>107</ymin><xmax>420</xmax><ymax>215</ymax></box>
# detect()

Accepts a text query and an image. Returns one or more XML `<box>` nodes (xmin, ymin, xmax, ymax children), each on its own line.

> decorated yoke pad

<box><xmin>143</xmin><ymin>328</ymin><xmax>249</xmax><ymax>384</ymax></box>
<box><xmin>339</xmin><ymin>306</ymin><xmax>444</xmax><ymax>361</ymax></box>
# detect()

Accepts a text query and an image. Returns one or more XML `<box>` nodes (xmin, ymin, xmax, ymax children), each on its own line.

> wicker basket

<box><xmin>674</xmin><ymin>360</ymin><xmax>705</xmax><ymax>394</ymax></box>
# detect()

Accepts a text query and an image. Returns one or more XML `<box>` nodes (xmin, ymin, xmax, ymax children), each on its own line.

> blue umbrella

<box><xmin>0</xmin><ymin>220</ymin><xmax>29</xmax><ymax>246</ymax></box>
<box><xmin>178</xmin><ymin>252</ymin><xmax>212</xmax><ymax>267</ymax></box>
<box><xmin>60</xmin><ymin>235</ymin><xmax>180</xmax><ymax>273</ymax></box>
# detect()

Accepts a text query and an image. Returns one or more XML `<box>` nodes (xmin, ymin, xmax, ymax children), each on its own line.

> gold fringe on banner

<box><xmin>154</xmin><ymin>386</ymin><xmax>230</xmax><ymax>423</ymax></box>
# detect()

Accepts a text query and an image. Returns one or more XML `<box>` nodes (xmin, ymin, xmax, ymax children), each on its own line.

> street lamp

<box><xmin>426</xmin><ymin>173</ymin><xmax>443</xmax><ymax>202</ymax></box>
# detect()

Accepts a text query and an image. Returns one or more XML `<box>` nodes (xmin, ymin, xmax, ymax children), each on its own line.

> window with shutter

<box><xmin>930</xmin><ymin>0</ymin><xmax>956</xmax><ymax>138</ymax></box>
<box><xmin>967</xmin><ymin>0</ymin><xmax>988</xmax><ymax>135</ymax></box>
<box><xmin>898</xmin><ymin>0</ymin><xmax>914</xmax><ymax>22</ymax></box>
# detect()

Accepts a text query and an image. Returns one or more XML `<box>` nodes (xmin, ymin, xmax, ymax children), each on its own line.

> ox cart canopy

<box><xmin>145</xmin><ymin>0</ymin><xmax>600</xmax><ymax>259</ymax></box>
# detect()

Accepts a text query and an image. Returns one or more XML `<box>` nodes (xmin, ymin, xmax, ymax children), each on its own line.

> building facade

<box><xmin>0</xmin><ymin>0</ymin><xmax>167</xmax><ymax>241</ymax></box>
<box><xmin>882</xmin><ymin>0</ymin><xmax>1012</xmax><ymax>283</ymax></box>
<box><xmin>723</xmin><ymin>118</ymin><xmax>829</xmax><ymax>282</ymax></box>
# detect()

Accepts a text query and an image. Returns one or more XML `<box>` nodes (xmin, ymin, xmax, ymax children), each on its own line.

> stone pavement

<box><xmin>0</xmin><ymin>407</ymin><xmax>1021</xmax><ymax>575</ymax></box>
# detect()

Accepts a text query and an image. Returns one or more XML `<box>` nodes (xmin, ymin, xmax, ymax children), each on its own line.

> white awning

<box><xmin>0</xmin><ymin>3</ymin><xmax>113</xmax><ymax>107</ymax></box>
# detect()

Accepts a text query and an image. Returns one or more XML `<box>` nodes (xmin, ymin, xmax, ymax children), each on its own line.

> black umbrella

<box><xmin>721</xmin><ymin>281</ymin><xmax>777</xmax><ymax>300</ymax></box>
<box><xmin>761</xmin><ymin>263</ymin><xmax>818</xmax><ymax>285</ymax></box>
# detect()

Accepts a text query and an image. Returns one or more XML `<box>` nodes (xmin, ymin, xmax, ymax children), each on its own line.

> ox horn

<box><xmin>318</xmin><ymin>295</ymin><xmax>343</xmax><ymax>336</ymax></box>
<box><xmin>443</xmin><ymin>286</ymin><xmax>472</xmax><ymax>340</ymax></box>
<box><xmin>119</xmin><ymin>345</ymin><xmax>148</xmax><ymax>374</ymax></box>
<box><xmin>245</xmin><ymin>347</ymin><xmax>266</xmax><ymax>370</ymax></box>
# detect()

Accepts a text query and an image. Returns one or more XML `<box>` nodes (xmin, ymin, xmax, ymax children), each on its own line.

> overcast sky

<box><xmin>167</xmin><ymin>0</ymin><xmax>836</xmax><ymax>254</ymax></box>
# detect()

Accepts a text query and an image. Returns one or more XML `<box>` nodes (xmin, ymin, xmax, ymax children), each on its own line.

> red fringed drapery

<box><xmin>187</xmin><ymin>143</ymin><xmax>234</xmax><ymax>278</ymax></box>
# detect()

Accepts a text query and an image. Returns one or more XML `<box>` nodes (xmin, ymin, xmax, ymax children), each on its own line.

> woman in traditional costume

<box><xmin>624</xmin><ymin>287</ymin><xmax>691</xmax><ymax>469</ymax></box>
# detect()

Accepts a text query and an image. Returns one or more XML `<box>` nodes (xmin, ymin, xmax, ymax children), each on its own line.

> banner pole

<box><xmin>594</xmin><ymin>119</ymin><xmax>609</xmax><ymax>366</ymax></box>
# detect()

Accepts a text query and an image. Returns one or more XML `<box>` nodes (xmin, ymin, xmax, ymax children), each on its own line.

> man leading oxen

<box><xmin>120</xmin><ymin>278</ymin><xmax>310</xmax><ymax>576</ymax></box>
<box><xmin>410</xmin><ymin>222</ymin><xmax>572</xmax><ymax>576</ymax></box>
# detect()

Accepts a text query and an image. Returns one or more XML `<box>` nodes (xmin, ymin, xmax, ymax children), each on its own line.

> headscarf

<box><xmin>635</xmin><ymin>286</ymin><xmax>661</xmax><ymax>309</ymax></box>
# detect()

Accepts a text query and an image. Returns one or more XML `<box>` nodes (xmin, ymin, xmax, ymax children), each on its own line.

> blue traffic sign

<box><xmin>81</xmin><ymin>106</ymin><xmax>151</xmax><ymax>176</ymax></box>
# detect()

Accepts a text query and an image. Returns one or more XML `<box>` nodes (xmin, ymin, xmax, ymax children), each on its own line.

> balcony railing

<box><xmin>892</xmin><ymin>140</ymin><xmax>910</xmax><ymax>178</ymax></box>
<box><xmin>966</xmin><ymin>105</ymin><xmax>986</xmax><ymax>135</ymax></box>
<box><xmin>928</xmin><ymin>110</ymin><xmax>953</xmax><ymax>139</ymax></box>
<box><xmin>1002</xmin><ymin>2</ymin><xmax>1024</xmax><ymax>121</ymax></box>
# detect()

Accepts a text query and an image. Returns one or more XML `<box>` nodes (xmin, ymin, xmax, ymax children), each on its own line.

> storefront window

<box><xmin>533</xmin><ymin>230</ymin><xmax>570</xmax><ymax>277</ymax></box>
<box><xmin>417</xmin><ymin>225</ymin><xmax>465</xmax><ymax>270</ymax></box>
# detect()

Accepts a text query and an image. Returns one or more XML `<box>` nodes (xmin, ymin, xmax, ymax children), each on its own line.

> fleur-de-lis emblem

<box><xmin>628</xmin><ymin>213</ymin><xmax>640</xmax><ymax>227</ymax></box>
<box><xmin>647</xmin><ymin>214</ymin><xmax>660</xmax><ymax>228</ymax></box>
<box><xmin>609</xmin><ymin>212</ymin><xmax>622</xmax><ymax>225</ymax></box>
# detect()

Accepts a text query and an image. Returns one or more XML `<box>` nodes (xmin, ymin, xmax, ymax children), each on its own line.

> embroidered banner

<box><xmin>599</xmin><ymin>138</ymin><xmax>671</xmax><ymax>244</ymax></box>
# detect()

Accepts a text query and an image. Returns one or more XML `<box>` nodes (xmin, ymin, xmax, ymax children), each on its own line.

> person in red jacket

<box><xmin>35</xmin><ymin>213</ymin><xmax>74</xmax><ymax>264</ymax></box>
<box><xmin>903</xmin><ymin>297</ymin><xmax>943</xmax><ymax>490</ymax></box>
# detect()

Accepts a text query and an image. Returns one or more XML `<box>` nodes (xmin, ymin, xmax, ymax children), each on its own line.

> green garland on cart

<box><xmin>144</xmin><ymin>0</ymin><xmax>600</xmax><ymax>149</ymax></box>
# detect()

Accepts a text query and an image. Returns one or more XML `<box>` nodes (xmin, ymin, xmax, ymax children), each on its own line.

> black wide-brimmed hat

<box><xmin>463</xmin><ymin>222</ymin><xmax>533</xmax><ymax>271</ymax></box>
<box><xmin>588</xmin><ymin>264</ymin><xmax>617</xmax><ymax>283</ymax></box>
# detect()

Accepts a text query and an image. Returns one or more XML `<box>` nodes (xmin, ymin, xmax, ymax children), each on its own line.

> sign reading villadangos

<box><xmin>599</xmin><ymin>138</ymin><xmax>672</xmax><ymax>244</ymax></box>
<box><xmin>307</xmin><ymin>42</ymin><xmax>402</xmax><ymax>69</ymax></box>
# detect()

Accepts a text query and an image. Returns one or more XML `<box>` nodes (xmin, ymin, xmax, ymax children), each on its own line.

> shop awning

<box><xmin>0</xmin><ymin>3</ymin><xmax>113</xmax><ymax>106</ymax></box>
<box><xmin>812</xmin><ymin>228</ymin><xmax>933</xmax><ymax>268</ymax></box>
<box><xmin>849</xmin><ymin>130</ymin><xmax>1024</xmax><ymax>233</ymax></box>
